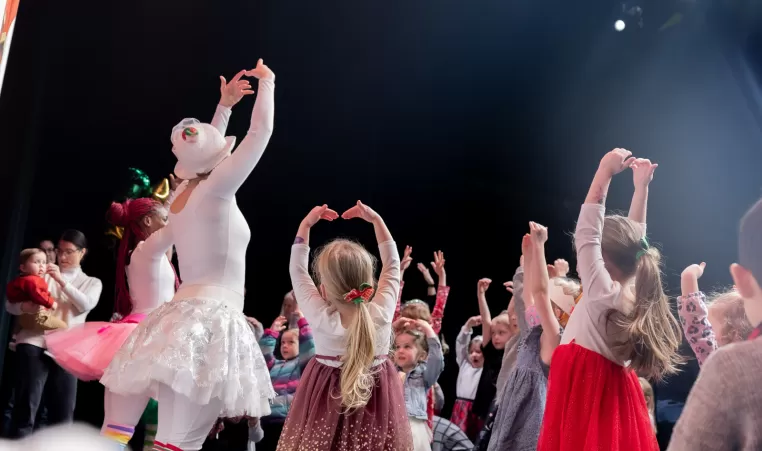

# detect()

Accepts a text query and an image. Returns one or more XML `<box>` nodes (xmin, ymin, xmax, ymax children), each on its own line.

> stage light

<box><xmin>615</xmin><ymin>20</ymin><xmax>626</xmax><ymax>31</ymax></box>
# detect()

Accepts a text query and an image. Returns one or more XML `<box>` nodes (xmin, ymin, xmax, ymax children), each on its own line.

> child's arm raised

<box><xmin>341</xmin><ymin>201</ymin><xmax>400</xmax><ymax>316</ymax></box>
<box><xmin>627</xmin><ymin>158</ymin><xmax>657</xmax><ymax>227</ymax></box>
<box><xmin>528</xmin><ymin>223</ymin><xmax>562</xmax><ymax>365</ymax></box>
<box><xmin>430</xmin><ymin>251</ymin><xmax>449</xmax><ymax>334</ymax></box>
<box><xmin>456</xmin><ymin>316</ymin><xmax>481</xmax><ymax>366</ymax></box>
<box><xmin>394</xmin><ymin>245</ymin><xmax>413</xmax><ymax>323</ymax></box>
<box><xmin>677</xmin><ymin>262</ymin><xmax>716</xmax><ymax>365</ymax></box>
<box><xmin>415</xmin><ymin>320</ymin><xmax>444</xmax><ymax>389</ymax></box>
<box><xmin>259</xmin><ymin>316</ymin><xmax>286</xmax><ymax>370</ymax></box>
<box><xmin>296</xmin><ymin>312</ymin><xmax>317</xmax><ymax>371</ymax></box>
<box><xmin>290</xmin><ymin>205</ymin><xmax>339</xmax><ymax>321</ymax></box>
<box><xmin>477</xmin><ymin>278</ymin><xmax>493</xmax><ymax>344</ymax></box>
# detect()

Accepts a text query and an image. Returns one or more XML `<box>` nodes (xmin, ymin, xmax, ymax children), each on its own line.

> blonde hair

<box><xmin>491</xmin><ymin>312</ymin><xmax>512</xmax><ymax>329</ymax></box>
<box><xmin>313</xmin><ymin>239</ymin><xmax>378</xmax><ymax>411</ymax></box>
<box><xmin>597</xmin><ymin>215</ymin><xmax>683</xmax><ymax>381</ymax></box>
<box><xmin>708</xmin><ymin>289</ymin><xmax>753</xmax><ymax>344</ymax></box>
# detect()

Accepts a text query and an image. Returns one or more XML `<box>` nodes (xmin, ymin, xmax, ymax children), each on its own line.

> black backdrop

<box><xmin>1</xmin><ymin>0</ymin><xmax>762</xmax><ymax>448</ymax></box>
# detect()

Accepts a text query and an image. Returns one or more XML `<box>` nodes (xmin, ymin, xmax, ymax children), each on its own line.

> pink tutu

<box><xmin>45</xmin><ymin>313</ymin><xmax>146</xmax><ymax>381</ymax></box>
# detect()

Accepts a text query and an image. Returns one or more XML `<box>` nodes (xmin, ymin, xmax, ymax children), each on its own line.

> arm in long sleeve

<box><xmin>7</xmin><ymin>278</ymin><xmax>55</xmax><ymax>308</ymax></box>
<box><xmin>258</xmin><ymin>330</ymin><xmax>278</xmax><ymax>370</ymax></box>
<box><xmin>666</xmin><ymin>349</ymin><xmax>741</xmax><ymax>451</ymax></box>
<box><xmin>393</xmin><ymin>281</ymin><xmax>405</xmax><ymax>323</ymax></box>
<box><xmin>373</xmin><ymin>240</ymin><xmax>401</xmax><ymax>319</ymax></box>
<box><xmin>432</xmin><ymin>383</ymin><xmax>445</xmax><ymax>412</ymax></box>
<box><xmin>575</xmin><ymin>204</ymin><xmax>624</xmax><ymax>310</ymax></box>
<box><xmin>289</xmin><ymin>244</ymin><xmax>330</xmax><ymax>324</ymax></box>
<box><xmin>136</xmin><ymin>222</ymin><xmax>174</xmax><ymax>260</ymax></box>
<box><xmin>430</xmin><ymin>285</ymin><xmax>450</xmax><ymax>335</ymax></box>
<box><xmin>477</xmin><ymin>287</ymin><xmax>493</xmax><ymax>344</ymax></box>
<box><xmin>676</xmin><ymin>292</ymin><xmax>716</xmax><ymax>366</ymax></box>
<box><xmin>205</xmin><ymin>79</ymin><xmax>274</xmax><ymax>198</ymax></box>
<box><xmin>512</xmin><ymin>266</ymin><xmax>529</xmax><ymax>334</ymax></box>
<box><xmin>455</xmin><ymin>326</ymin><xmax>472</xmax><ymax>367</ymax></box>
<box><xmin>210</xmin><ymin>104</ymin><xmax>232</xmax><ymax>136</ymax></box>
<box><xmin>63</xmin><ymin>278</ymin><xmax>102</xmax><ymax>314</ymax></box>
<box><xmin>297</xmin><ymin>317</ymin><xmax>316</xmax><ymax>372</ymax></box>
<box><xmin>423</xmin><ymin>337</ymin><xmax>444</xmax><ymax>389</ymax></box>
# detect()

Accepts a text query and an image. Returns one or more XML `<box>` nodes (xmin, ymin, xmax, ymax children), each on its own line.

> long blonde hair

<box><xmin>599</xmin><ymin>215</ymin><xmax>683</xmax><ymax>381</ymax></box>
<box><xmin>313</xmin><ymin>239</ymin><xmax>378</xmax><ymax>411</ymax></box>
<box><xmin>708</xmin><ymin>289</ymin><xmax>753</xmax><ymax>345</ymax></box>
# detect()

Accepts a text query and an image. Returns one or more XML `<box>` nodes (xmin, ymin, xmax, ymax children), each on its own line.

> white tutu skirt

<box><xmin>100</xmin><ymin>297</ymin><xmax>274</xmax><ymax>418</ymax></box>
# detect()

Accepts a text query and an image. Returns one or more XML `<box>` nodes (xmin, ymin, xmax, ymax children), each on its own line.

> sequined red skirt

<box><xmin>450</xmin><ymin>398</ymin><xmax>482</xmax><ymax>441</ymax></box>
<box><xmin>276</xmin><ymin>358</ymin><xmax>413</xmax><ymax>451</ymax></box>
<box><xmin>537</xmin><ymin>342</ymin><xmax>658</xmax><ymax>451</ymax></box>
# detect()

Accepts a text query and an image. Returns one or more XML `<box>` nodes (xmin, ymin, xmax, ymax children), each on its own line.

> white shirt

<box><xmin>6</xmin><ymin>267</ymin><xmax>102</xmax><ymax>348</ymax></box>
<box><xmin>561</xmin><ymin>204</ymin><xmax>642</xmax><ymax>364</ymax></box>
<box><xmin>289</xmin><ymin>241</ymin><xmax>400</xmax><ymax>363</ymax></box>
<box><xmin>127</xmin><ymin>228</ymin><xmax>176</xmax><ymax>314</ymax></box>
<box><xmin>167</xmin><ymin>78</ymin><xmax>274</xmax><ymax>310</ymax></box>
<box><xmin>455</xmin><ymin>326</ymin><xmax>483</xmax><ymax>400</ymax></box>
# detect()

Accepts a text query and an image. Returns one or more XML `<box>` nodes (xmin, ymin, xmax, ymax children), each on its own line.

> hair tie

<box><xmin>344</xmin><ymin>283</ymin><xmax>374</xmax><ymax>305</ymax></box>
<box><xmin>636</xmin><ymin>236</ymin><xmax>650</xmax><ymax>260</ymax></box>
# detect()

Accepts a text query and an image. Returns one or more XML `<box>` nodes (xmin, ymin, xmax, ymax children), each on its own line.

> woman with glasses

<box><xmin>5</xmin><ymin>229</ymin><xmax>102</xmax><ymax>438</ymax></box>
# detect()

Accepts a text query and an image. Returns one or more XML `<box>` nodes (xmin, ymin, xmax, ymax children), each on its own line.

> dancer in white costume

<box><xmin>101</xmin><ymin>60</ymin><xmax>276</xmax><ymax>451</ymax></box>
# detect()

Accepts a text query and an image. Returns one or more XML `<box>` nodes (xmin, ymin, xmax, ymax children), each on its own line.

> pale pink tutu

<box><xmin>45</xmin><ymin>313</ymin><xmax>146</xmax><ymax>381</ymax></box>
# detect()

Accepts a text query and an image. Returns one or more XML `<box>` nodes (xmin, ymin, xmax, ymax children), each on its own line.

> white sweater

<box><xmin>167</xmin><ymin>77</ymin><xmax>275</xmax><ymax>311</ymax></box>
<box><xmin>6</xmin><ymin>267</ymin><xmax>102</xmax><ymax>348</ymax></box>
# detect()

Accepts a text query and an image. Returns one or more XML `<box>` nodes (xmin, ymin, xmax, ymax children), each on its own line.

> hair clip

<box><xmin>402</xmin><ymin>299</ymin><xmax>427</xmax><ymax>307</ymax></box>
<box><xmin>636</xmin><ymin>236</ymin><xmax>650</xmax><ymax>260</ymax></box>
<box><xmin>344</xmin><ymin>283</ymin><xmax>374</xmax><ymax>305</ymax></box>
<box><xmin>182</xmin><ymin>127</ymin><xmax>199</xmax><ymax>142</ymax></box>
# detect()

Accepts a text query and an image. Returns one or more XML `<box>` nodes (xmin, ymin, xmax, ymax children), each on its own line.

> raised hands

<box><xmin>503</xmin><ymin>281</ymin><xmax>514</xmax><ymax>294</ymax></box>
<box><xmin>302</xmin><ymin>205</ymin><xmax>339</xmax><ymax>228</ymax></box>
<box><xmin>432</xmin><ymin>251</ymin><xmax>446</xmax><ymax>280</ymax></box>
<box><xmin>465</xmin><ymin>315</ymin><xmax>482</xmax><ymax>329</ymax></box>
<box><xmin>417</xmin><ymin>263</ymin><xmax>436</xmax><ymax>286</ymax></box>
<box><xmin>529</xmin><ymin>221</ymin><xmax>548</xmax><ymax>246</ymax></box>
<box><xmin>599</xmin><ymin>148</ymin><xmax>635</xmax><ymax>178</ymax></box>
<box><xmin>297</xmin><ymin>201</ymin><xmax>391</xmax><ymax>246</ymax></box>
<box><xmin>553</xmin><ymin>259</ymin><xmax>570</xmax><ymax>278</ymax></box>
<box><xmin>681</xmin><ymin>262</ymin><xmax>706</xmax><ymax>295</ymax></box>
<box><xmin>630</xmin><ymin>158</ymin><xmax>658</xmax><ymax>189</ymax></box>
<box><xmin>342</xmin><ymin>200</ymin><xmax>381</xmax><ymax>223</ymax></box>
<box><xmin>270</xmin><ymin>316</ymin><xmax>288</xmax><ymax>332</ymax></box>
<box><xmin>245</xmin><ymin>58</ymin><xmax>275</xmax><ymax>81</ymax></box>
<box><xmin>400</xmin><ymin>246</ymin><xmax>413</xmax><ymax>273</ymax></box>
<box><xmin>477</xmin><ymin>278</ymin><xmax>492</xmax><ymax>296</ymax></box>
<box><xmin>219</xmin><ymin>70</ymin><xmax>254</xmax><ymax>108</ymax></box>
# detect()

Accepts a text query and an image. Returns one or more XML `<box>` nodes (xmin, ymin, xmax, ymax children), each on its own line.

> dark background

<box><xmin>1</xmin><ymin>0</ymin><xmax>762</xmax><ymax>448</ymax></box>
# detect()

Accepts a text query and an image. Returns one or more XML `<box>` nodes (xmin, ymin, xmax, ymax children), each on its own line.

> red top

<box><xmin>6</xmin><ymin>275</ymin><xmax>55</xmax><ymax>308</ymax></box>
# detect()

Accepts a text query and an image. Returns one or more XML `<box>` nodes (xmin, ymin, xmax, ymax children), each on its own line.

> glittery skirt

<box><xmin>276</xmin><ymin>359</ymin><xmax>414</xmax><ymax>451</ymax></box>
<box><xmin>537</xmin><ymin>342</ymin><xmax>658</xmax><ymax>451</ymax></box>
<box><xmin>100</xmin><ymin>297</ymin><xmax>275</xmax><ymax>418</ymax></box>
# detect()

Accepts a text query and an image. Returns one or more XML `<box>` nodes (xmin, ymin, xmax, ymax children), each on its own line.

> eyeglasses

<box><xmin>55</xmin><ymin>248</ymin><xmax>81</xmax><ymax>257</ymax></box>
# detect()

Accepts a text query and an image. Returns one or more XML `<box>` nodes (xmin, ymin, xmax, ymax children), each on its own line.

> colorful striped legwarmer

<box><xmin>142</xmin><ymin>399</ymin><xmax>159</xmax><ymax>450</ymax></box>
<box><xmin>102</xmin><ymin>423</ymin><xmax>135</xmax><ymax>449</ymax></box>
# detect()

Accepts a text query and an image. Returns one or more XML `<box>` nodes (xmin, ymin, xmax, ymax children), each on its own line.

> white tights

<box><xmin>153</xmin><ymin>384</ymin><xmax>224</xmax><ymax>450</ymax></box>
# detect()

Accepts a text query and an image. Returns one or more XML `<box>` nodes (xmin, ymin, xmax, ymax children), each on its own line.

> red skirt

<box><xmin>537</xmin><ymin>342</ymin><xmax>658</xmax><ymax>451</ymax></box>
<box><xmin>450</xmin><ymin>398</ymin><xmax>482</xmax><ymax>441</ymax></box>
<box><xmin>277</xmin><ymin>358</ymin><xmax>413</xmax><ymax>451</ymax></box>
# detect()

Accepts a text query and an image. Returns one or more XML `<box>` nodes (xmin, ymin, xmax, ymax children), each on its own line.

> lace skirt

<box><xmin>101</xmin><ymin>297</ymin><xmax>274</xmax><ymax>418</ymax></box>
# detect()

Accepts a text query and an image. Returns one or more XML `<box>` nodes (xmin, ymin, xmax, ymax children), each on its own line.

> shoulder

<box><xmin>79</xmin><ymin>272</ymin><xmax>103</xmax><ymax>288</ymax></box>
<box><xmin>702</xmin><ymin>340</ymin><xmax>761</xmax><ymax>383</ymax></box>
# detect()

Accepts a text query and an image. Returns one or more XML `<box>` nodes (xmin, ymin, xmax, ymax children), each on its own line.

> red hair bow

<box><xmin>344</xmin><ymin>283</ymin><xmax>374</xmax><ymax>305</ymax></box>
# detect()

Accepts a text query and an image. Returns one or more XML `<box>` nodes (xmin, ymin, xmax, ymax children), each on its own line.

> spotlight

<box><xmin>615</xmin><ymin>20</ymin><xmax>626</xmax><ymax>31</ymax></box>
<box><xmin>615</xmin><ymin>2</ymin><xmax>643</xmax><ymax>31</ymax></box>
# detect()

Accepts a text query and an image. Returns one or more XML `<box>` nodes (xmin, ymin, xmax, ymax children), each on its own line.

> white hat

<box><xmin>171</xmin><ymin>118</ymin><xmax>236</xmax><ymax>180</ymax></box>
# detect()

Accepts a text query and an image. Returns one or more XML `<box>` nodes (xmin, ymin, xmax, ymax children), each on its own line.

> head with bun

<box><xmin>107</xmin><ymin>198</ymin><xmax>176</xmax><ymax>316</ymax></box>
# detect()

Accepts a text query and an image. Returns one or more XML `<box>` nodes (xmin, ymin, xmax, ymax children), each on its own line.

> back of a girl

<box><xmin>279</xmin><ymin>202</ymin><xmax>413</xmax><ymax>451</ymax></box>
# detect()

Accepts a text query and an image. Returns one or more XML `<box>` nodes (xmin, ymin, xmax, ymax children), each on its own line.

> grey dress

<box><xmin>486</xmin><ymin>267</ymin><xmax>550</xmax><ymax>451</ymax></box>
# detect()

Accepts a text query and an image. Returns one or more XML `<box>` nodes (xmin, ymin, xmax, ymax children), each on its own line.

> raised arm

<box><xmin>527</xmin><ymin>224</ymin><xmax>562</xmax><ymax>365</ymax></box>
<box><xmin>205</xmin><ymin>60</ymin><xmax>275</xmax><ymax>198</ymax></box>
<box><xmin>577</xmin><ymin>149</ymin><xmax>634</xmax><ymax>306</ymax></box>
<box><xmin>476</xmin><ymin>278</ymin><xmax>493</xmax><ymax>344</ymax></box>
<box><xmin>627</xmin><ymin>158</ymin><xmax>657</xmax><ymax>226</ymax></box>
<box><xmin>136</xmin><ymin>221</ymin><xmax>174</xmax><ymax>260</ymax></box>
<box><xmin>416</xmin><ymin>320</ymin><xmax>444</xmax><ymax>389</ymax></box>
<box><xmin>297</xmin><ymin>315</ymin><xmax>316</xmax><ymax>371</ymax></box>
<box><xmin>430</xmin><ymin>251</ymin><xmax>449</xmax><ymax>334</ymax></box>
<box><xmin>259</xmin><ymin>316</ymin><xmax>286</xmax><ymax>370</ymax></box>
<box><xmin>456</xmin><ymin>316</ymin><xmax>481</xmax><ymax>366</ymax></box>
<box><xmin>210</xmin><ymin>69</ymin><xmax>253</xmax><ymax>136</ymax></box>
<box><xmin>677</xmin><ymin>262</ymin><xmax>716</xmax><ymax>365</ymax></box>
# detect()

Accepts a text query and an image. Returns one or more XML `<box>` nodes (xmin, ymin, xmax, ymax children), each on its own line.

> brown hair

<box><xmin>708</xmin><ymin>289</ymin><xmax>753</xmax><ymax>344</ymax></box>
<box><xmin>400</xmin><ymin>300</ymin><xmax>431</xmax><ymax>322</ymax></box>
<box><xmin>20</xmin><ymin>248</ymin><xmax>45</xmax><ymax>265</ymax></box>
<box><xmin>313</xmin><ymin>239</ymin><xmax>378</xmax><ymax>411</ymax></box>
<box><xmin>638</xmin><ymin>377</ymin><xmax>655</xmax><ymax>412</ymax></box>
<box><xmin>599</xmin><ymin>215</ymin><xmax>683</xmax><ymax>381</ymax></box>
<box><xmin>395</xmin><ymin>329</ymin><xmax>430</xmax><ymax>359</ymax></box>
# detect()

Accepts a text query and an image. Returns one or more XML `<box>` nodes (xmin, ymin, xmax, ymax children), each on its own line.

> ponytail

<box><xmin>339</xmin><ymin>302</ymin><xmax>377</xmax><ymax>411</ymax></box>
<box><xmin>607</xmin><ymin>248</ymin><xmax>683</xmax><ymax>381</ymax></box>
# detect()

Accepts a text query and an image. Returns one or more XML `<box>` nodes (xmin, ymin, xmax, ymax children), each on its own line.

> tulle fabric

<box><xmin>101</xmin><ymin>297</ymin><xmax>274</xmax><ymax>418</ymax></box>
<box><xmin>44</xmin><ymin>314</ymin><xmax>146</xmax><ymax>381</ymax></box>
<box><xmin>537</xmin><ymin>342</ymin><xmax>658</xmax><ymax>451</ymax></box>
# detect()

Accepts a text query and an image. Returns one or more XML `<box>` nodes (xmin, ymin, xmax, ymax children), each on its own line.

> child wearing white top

<box><xmin>450</xmin><ymin>316</ymin><xmax>484</xmax><ymax>440</ymax></box>
<box><xmin>279</xmin><ymin>201</ymin><xmax>413</xmax><ymax>451</ymax></box>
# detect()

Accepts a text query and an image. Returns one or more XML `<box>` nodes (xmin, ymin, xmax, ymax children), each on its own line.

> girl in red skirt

<box><xmin>537</xmin><ymin>149</ymin><xmax>683</xmax><ymax>451</ymax></box>
<box><xmin>279</xmin><ymin>201</ymin><xmax>413</xmax><ymax>451</ymax></box>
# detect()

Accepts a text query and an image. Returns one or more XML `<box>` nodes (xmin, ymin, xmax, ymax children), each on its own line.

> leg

<box><xmin>154</xmin><ymin>384</ymin><xmax>225</xmax><ymax>451</ymax></box>
<box><xmin>41</xmin><ymin>355</ymin><xmax>77</xmax><ymax>426</ymax></box>
<box><xmin>11</xmin><ymin>344</ymin><xmax>48</xmax><ymax>438</ymax></box>
<box><xmin>101</xmin><ymin>389</ymin><xmax>152</xmax><ymax>449</ymax></box>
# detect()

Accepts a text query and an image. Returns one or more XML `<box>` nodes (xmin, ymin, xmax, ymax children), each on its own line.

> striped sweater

<box><xmin>260</xmin><ymin>317</ymin><xmax>315</xmax><ymax>422</ymax></box>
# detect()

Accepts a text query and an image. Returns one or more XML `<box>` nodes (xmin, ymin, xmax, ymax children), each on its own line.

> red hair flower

<box><xmin>182</xmin><ymin>127</ymin><xmax>198</xmax><ymax>142</ymax></box>
<box><xmin>344</xmin><ymin>283</ymin><xmax>374</xmax><ymax>305</ymax></box>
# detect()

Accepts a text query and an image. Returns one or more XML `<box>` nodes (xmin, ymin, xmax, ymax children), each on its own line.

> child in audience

<box><xmin>667</xmin><ymin>197</ymin><xmax>762</xmax><ymax>451</ymax></box>
<box><xmin>677</xmin><ymin>262</ymin><xmax>752</xmax><ymax>365</ymax></box>
<box><xmin>451</xmin><ymin>316</ymin><xmax>484</xmax><ymax>439</ymax></box>
<box><xmin>6</xmin><ymin>249</ymin><xmax>66</xmax><ymax>331</ymax></box>
<box><xmin>638</xmin><ymin>378</ymin><xmax>657</xmax><ymax>434</ymax></box>
<box><xmin>258</xmin><ymin>311</ymin><xmax>315</xmax><ymax>450</ymax></box>
<box><xmin>394</xmin><ymin>319</ymin><xmax>444</xmax><ymax>451</ymax></box>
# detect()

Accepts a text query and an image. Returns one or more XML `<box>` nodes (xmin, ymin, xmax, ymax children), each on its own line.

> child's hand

<box><xmin>431</xmin><ymin>251</ymin><xmax>446</xmax><ymax>279</ymax></box>
<box><xmin>465</xmin><ymin>315</ymin><xmax>482</xmax><ymax>329</ymax></box>
<box><xmin>301</xmin><ymin>204</ymin><xmax>339</xmax><ymax>228</ymax></box>
<box><xmin>553</xmin><ymin>259</ymin><xmax>570</xmax><ymax>278</ymax></box>
<box><xmin>271</xmin><ymin>316</ymin><xmax>288</xmax><ymax>332</ymax></box>
<box><xmin>547</xmin><ymin>264</ymin><xmax>559</xmax><ymax>279</ymax></box>
<box><xmin>599</xmin><ymin>148</ymin><xmax>635</xmax><ymax>177</ymax></box>
<box><xmin>529</xmin><ymin>221</ymin><xmax>548</xmax><ymax>245</ymax></box>
<box><xmin>503</xmin><ymin>281</ymin><xmax>514</xmax><ymax>293</ymax></box>
<box><xmin>681</xmin><ymin>262</ymin><xmax>706</xmax><ymax>281</ymax></box>
<box><xmin>521</xmin><ymin>234</ymin><xmax>532</xmax><ymax>258</ymax></box>
<box><xmin>477</xmin><ymin>278</ymin><xmax>492</xmax><ymax>295</ymax></box>
<box><xmin>411</xmin><ymin>319</ymin><xmax>436</xmax><ymax>338</ymax></box>
<box><xmin>417</xmin><ymin>263</ymin><xmax>436</xmax><ymax>286</ymax></box>
<box><xmin>630</xmin><ymin>158</ymin><xmax>658</xmax><ymax>189</ymax></box>
<box><xmin>393</xmin><ymin>317</ymin><xmax>412</xmax><ymax>334</ymax></box>
<box><xmin>341</xmin><ymin>200</ymin><xmax>380</xmax><ymax>223</ymax></box>
<box><xmin>400</xmin><ymin>246</ymin><xmax>413</xmax><ymax>272</ymax></box>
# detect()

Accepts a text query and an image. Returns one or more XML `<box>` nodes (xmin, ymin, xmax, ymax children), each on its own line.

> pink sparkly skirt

<box><xmin>276</xmin><ymin>358</ymin><xmax>413</xmax><ymax>451</ymax></box>
<box><xmin>44</xmin><ymin>313</ymin><xmax>147</xmax><ymax>381</ymax></box>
